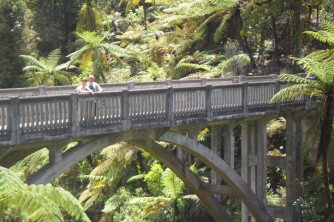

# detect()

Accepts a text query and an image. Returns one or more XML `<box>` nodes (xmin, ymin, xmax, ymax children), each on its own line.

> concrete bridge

<box><xmin>0</xmin><ymin>74</ymin><xmax>315</xmax><ymax>221</ymax></box>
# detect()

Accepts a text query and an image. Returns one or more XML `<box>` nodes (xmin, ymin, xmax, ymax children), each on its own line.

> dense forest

<box><xmin>1</xmin><ymin>0</ymin><xmax>334</xmax><ymax>221</ymax></box>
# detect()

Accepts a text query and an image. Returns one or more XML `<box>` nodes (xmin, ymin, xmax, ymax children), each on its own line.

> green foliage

<box><xmin>271</xmin><ymin>21</ymin><xmax>334</xmax><ymax>219</ymax></box>
<box><xmin>10</xmin><ymin>148</ymin><xmax>49</xmax><ymax>180</ymax></box>
<box><xmin>0</xmin><ymin>0</ymin><xmax>30</xmax><ymax>87</ymax></box>
<box><xmin>304</xmin><ymin>22</ymin><xmax>334</xmax><ymax>47</ymax></box>
<box><xmin>68</xmin><ymin>31</ymin><xmax>127</xmax><ymax>82</ymax></box>
<box><xmin>0</xmin><ymin>166</ymin><xmax>90</xmax><ymax>222</ymax></box>
<box><xmin>20</xmin><ymin>49</ymin><xmax>73</xmax><ymax>86</ymax></box>
<box><xmin>297</xmin><ymin>175</ymin><xmax>327</xmax><ymax>221</ymax></box>
<box><xmin>144</xmin><ymin>162</ymin><xmax>163</xmax><ymax>196</ymax></box>
<box><xmin>79</xmin><ymin>143</ymin><xmax>138</xmax><ymax>213</ymax></box>
<box><xmin>161</xmin><ymin>168</ymin><xmax>184</xmax><ymax>198</ymax></box>
<box><xmin>26</xmin><ymin>0</ymin><xmax>82</xmax><ymax>54</ymax></box>
<box><xmin>77</xmin><ymin>2</ymin><xmax>108</xmax><ymax>33</ymax></box>
<box><xmin>102</xmin><ymin>187</ymin><xmax>131</xmax><ymax>214</ymax></box>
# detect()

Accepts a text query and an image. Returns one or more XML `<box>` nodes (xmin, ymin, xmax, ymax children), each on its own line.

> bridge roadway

<box><xmin>0</xmin><ymin>74</ymin><xmax>313</xmax><ymax>222</ymax></box>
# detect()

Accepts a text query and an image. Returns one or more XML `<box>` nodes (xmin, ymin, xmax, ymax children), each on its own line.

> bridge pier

<box><xmin>210</xmin><ymin>124</ymin><xmax>236</xmax><ymax>185</ymax></box>
<box><xmin>241</xmin><ymin>119</ymin><xmax>267</xmax><ymax>222</ymax></box>
<box><xmin>285</xmin><ymin>113</ymin><xmax>303</xmax><ymax>222</ymax></box>
<box><xmin>211</xmin><ymin>125</ymin><xmax>223</xmax><ymax>185</ymax></box>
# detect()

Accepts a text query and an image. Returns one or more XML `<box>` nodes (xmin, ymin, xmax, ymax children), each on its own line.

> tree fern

<box><xmin>79</xmin><ymin>143</ymin><xmax>138</xmax><ymax>210</ymax></box>
<box><xmin>270</xmin><ymin>55</ymin><xmax>334</xmax><ymax>218</ymax></box>
<box><xmin>68</xmin><ymin>31</ymin><xmax>126</xmax><ymax>82</ymax></box>
<box><xmin>20</xmin><ymin>49</ymin><xmax>72</xmax><ymax>86</ymax></box>
<box><xmin>102</xmin><ymin>187</ymin><xmax>131</xmax><ymax>214</ymax></box>
<box><xmin>0</xmin><ymin>167</ymin><xmax>90</xmax><ymax>222</ymax></box>
<box><xmin>304</xmin><ymin>22</ymin><xmax>334</xmax><ymax>46</ymax></box>
<box><xmin>162</xmin><ymin>168</ymin><xmax>184</xmax><ymax>198</ymax></box>
<box><xmin>10</xmin><ymin>148</ymin><xmax>49</xmax><ymax>180</ymax></box>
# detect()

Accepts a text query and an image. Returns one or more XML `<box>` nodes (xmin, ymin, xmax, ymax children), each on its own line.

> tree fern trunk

<box><xmin>293</xmin><ymin>0</ymin><xmax>302</xmax><ymax>57</ymax></box>
<box><xmin>270</xmin><ymin>14</ymin><xmax>280</xmax><ymax>67</ymax></box>
<box><xmin>141</xmin><ymin>0</ymin><xmax>147</xmax><ymax>30</ymax></box>
<box><xmin>317</xmin><ymin>96</ymin><xmax>334</xmax><ymax>220</ymax></box>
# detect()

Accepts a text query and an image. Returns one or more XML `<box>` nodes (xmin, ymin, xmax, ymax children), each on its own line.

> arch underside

<box><xmin>25</xmin><ymin>128</ymin><xmax>272</xmax><ymax>222</ymax></box>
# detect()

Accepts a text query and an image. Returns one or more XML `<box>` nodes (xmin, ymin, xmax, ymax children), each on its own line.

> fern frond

<box><xmin>182</xmin><ymin>194</ymin><xmax>200</xmax><ymax>202</ymax></box>
<box><xmin>102</xmin><ymin>187</ymin><xmax>130</xmax><ymax>213</ymax></box>
<box><xmin>0</xmin><ymin>167</ymin><xmax>90</xmax><ymax>221</ymax></box>
<box><xmin>162</xmin><ymin>168</ymin><xmax>184</xmax><ymax>198</ymax></box>
<box><xmin>177</xmin><ymin>62</ymin><xmax>212</xmax><ymax>71</ymax></box>
<box><xmin>51</xmin><ymin>186</ymin><xmax>91</xmax><ymax>221</ymax></box>
<box><xmin>173</xmin><ymin>39</ymin><xmax>194</xmax><ymax>54</ymax></box>
<box><xmin>214</xmin><ymin>13</ymin><xmax>231</xmax><ymax>42</ymax></box>
<box><xmin>22</xmin><ymin>66</ymin><xmax>43</xmax><ymax>72</ymax></box>
<box><xmin>304</xmin><ymin>21</ymin><xmax>334</xmax><ymax>46</ymax></box>
<box><xmin>270</xmin><ymin>84</ymin><xmax>318</xmax><ymax>103</ymax></box>
<box><xmin>142</xmin><ymin>199</ymin><xmax>170</xmax><ymax>217</ymax></box>
<box><xmin>278</xmin><ymin>73</ymin><xmax>315</xmax><ymax>84</ymax></box>
<box><xmin>126</xmin><ymin>174</ymin><xmax>145</xmax><ymax>183</ymax></box>
<box><xmin>20</xmin><ymin>55</ymin><xmax>47</xmax><ymax>70</ymax></box>
<box><xmin>10</xmin><ymin>148</ymin><xmax>48</xmax><ymax>180</ymax></box>
<box><xmin>47</xmin><ymin>49</ymin><xmax>62</xmax><ymax>68</ymax></box>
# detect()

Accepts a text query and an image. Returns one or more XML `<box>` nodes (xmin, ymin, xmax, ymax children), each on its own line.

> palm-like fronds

<box><xmin>102</xmin><ymin>187</ymin><xmax>131</xmax><ymax>214</ymax></box>
<box><xmin>79</xmin><ymin>143</ymin><xmax>138</xmax><ymax>210</ymax></box>
<box><xmin>0</xmin><ymin>167</ymin><xmax>90</xmax><ymax>222</ymax></box>
<box><xmin>20</xmin><ymin>49</ymin><xmax>72</xmax><ymax>86</ymax></box>
<box><xmin>68</xmin><ymin>31</ymin><xmax>127</xmax><ymax>82</ymax></box>
<box><xmin>162</xmin><ymin>168</ymin><xmax>184</xmax><ymax>198</ymax></box>
<box><xmin>304</xmin><ymin>22</ymin><xmax>334</xmax><ymax>46</ymax></box>
<box><xmin>270</xmin><ymin>22</ymin><xmax>334</xmax><ymax>217</ymax></box>
<box><xmin>163</xmin><ymin>0</ymin><xmax>239</xmax><ymax>45</ymax></box>
<box><xmin>10</xmin><ymin>148</ymin><xmax>49</xmax><ymax>180</ymax></box>
<box><xmin>76</xmin><ymin>2</ymin><xmax>108</xmax><ymax>33</ymax></box>
<box><xmin>301</xmin><ymin>22</ymin><xmax>334</xmax><ymax>64</ymax></box>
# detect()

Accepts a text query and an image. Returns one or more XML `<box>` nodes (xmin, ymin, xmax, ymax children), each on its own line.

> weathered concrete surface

<box><xmin>159</xmin><ymin>131</ymin><xmax>272</xmax><ymax>222</ymax></box>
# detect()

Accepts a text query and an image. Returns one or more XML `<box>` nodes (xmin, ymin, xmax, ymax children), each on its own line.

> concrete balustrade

<box><xmin>0</xmin><ymin>74</ymin><xmax>314</xmax><ymax>222</ymax></box>
<box><xmin>0</xmin><ymin>76</ymin><xmax>310</xmax><ymax>147</ymax></box>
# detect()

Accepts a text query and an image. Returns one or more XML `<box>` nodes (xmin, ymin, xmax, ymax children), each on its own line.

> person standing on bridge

<box><xmin>88</xmin><ymin>75</ymin><xmax>103</xmax><ymax>93</ymax></box>
<box><xmin>76</xmin><ymin>78</ymin><xmax>94</xmax><ymax>94</ymax></box>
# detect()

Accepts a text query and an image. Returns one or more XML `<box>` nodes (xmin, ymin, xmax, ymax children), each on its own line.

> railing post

<box><xmin>270</xmin><ymin>74</ymin><xmax>278</xmax><ymax>80</ymax></box>
<box><xmin>166</xmin><ymin>79</ymin><xmax>173</xmax><ymax>87</ymax></box>
<box><xmin>122</xmin><ymin>90</ymin><xmax>130</xmax><ymax>129</ymax></box>
<box><xmin>10</xmin><ymin>97</ymin><xmax>20</xmax><ymax>144</ymax></box>
<box><xmin>233</xmin><ymin>76</ymin><xmax>240</xmax><ymax>83</ymax></box>
<box><xmin>201</xmin><ymin>78</ymin><xmax>207</xmax><ymax>85</ymax></box>
<box><xmin>206</xmin><ymin>85</ymin><xmax>213</xmax><ymax>121</ymax></box>
<box><xmin>70</xmin><ymin>93</ymin><xmax>79</xmax><ymax>136</ymax></box>
<box><xmin>166</xmin><ymin>87</ymin><xmax>174</xmax><ymax>125</ymax></box>
<box><xmin>127</xmin><ymin>81</ymin><xmax>135</xmax><ymax>90</ymax></box>
<box><xmin>38</xmin><ymin>85</ymin><xmax>46</xmax><ymax>95</ymax></box>
<box><xmin>242</xmin><ymin>82</ymin><xmax>249</xmax><ymax>114</ymax></box>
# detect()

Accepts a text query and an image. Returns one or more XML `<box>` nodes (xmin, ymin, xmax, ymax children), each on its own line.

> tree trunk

<box><xmin>271</xmin><ymin>14</ymin><xmax>280</xmax><ymax>68</ymax></box>
<box><xmin>318</xmin><ymin>96</ymin><xmax>334</xmax><ymax>220</ymax></box>
<box><xmin>293</xmin><ymin>0</ymin><xmax>302</xmax><ymax>57</ymax></box>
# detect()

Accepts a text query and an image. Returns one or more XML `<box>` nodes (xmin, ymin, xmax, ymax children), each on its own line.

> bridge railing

<box><xmin>0</xmin><ymin>77</ymin><xmax>309</xmax><ymax>147</ymax></box>
<box><xmin>0</xmin><ymin>74</ymin><xmax>298</xmax><ymax>99</ymax></box>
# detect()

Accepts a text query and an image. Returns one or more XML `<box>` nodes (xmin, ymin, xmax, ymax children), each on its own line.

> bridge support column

<box><xmin>241</xmin><ymin>119</ymin><xmax>267</xmax><ymax>222</ymax></box>
<box><xmin>285</xmin><ymin>114</ymin><xmax>303</xmax><ymax>222</ymax></box>
<box><xmin>211</xmin><ymin>126</ymin><xmax>222</xmax><ymax>185</ymax></box>
<box><xmin>223</xmin><ymin>125</ymin><xmax>235</xmax><ymax>169</ymax></box>
<box><xmin>211</xmin><ymin>124</ymin><xmax>235</xmax><ymax>185</ymax></box>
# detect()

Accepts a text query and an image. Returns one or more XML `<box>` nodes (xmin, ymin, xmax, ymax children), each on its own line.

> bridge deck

<box><xmin>0</xmin><ymin>75</ymin><xmax>309</xmax><ymax>147</ymax></box>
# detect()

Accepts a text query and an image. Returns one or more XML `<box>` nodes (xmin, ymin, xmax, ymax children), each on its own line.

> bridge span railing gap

<box><xmin>0</xmin><ymin>74</ymin><xmax>311</xmax><ymax>147</ymax></box>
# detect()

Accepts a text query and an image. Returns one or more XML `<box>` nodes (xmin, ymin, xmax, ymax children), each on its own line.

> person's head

<box><xmin>88</xmin><ymin>75</ymin><xmax>95</xmax><ymax>83</ymax></box>
<box><xmin>81</xmin><ymin>77</ymin><xmax>88</xmax><ymax>86</ymax></box>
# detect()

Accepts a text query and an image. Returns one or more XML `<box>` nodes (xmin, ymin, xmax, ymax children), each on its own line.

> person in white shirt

<box><xmin>88</xmin><ymin>75</ymin><xmax>103</xmax><ymax>93</ymax></box>
<box><xmin>76</xmin><ymin>78</ymin><xmax>94</xmax><ymax>94</ymax></box>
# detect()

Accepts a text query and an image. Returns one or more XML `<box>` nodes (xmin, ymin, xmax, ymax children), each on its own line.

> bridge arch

<box><xmin>27</xmin><ymin>130</ymin><xmax>232</xmax><ymax>221</ymax></box>
<box><xmin>26</xmin><ymin>128</ymin><xmax>272</xmax><ymax>221</ymax></box>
